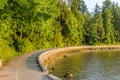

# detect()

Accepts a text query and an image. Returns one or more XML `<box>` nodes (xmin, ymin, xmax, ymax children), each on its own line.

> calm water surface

<box><xmin>48</xmin><ymin>50</ymin><xmax>120</xmax><ymax>80</ymax></box>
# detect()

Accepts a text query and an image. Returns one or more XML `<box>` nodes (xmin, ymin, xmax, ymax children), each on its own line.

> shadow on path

<box><xmin>26</xmin><ymin>50</ymin><xmax>47</xmax><ymax>72</ymax></box>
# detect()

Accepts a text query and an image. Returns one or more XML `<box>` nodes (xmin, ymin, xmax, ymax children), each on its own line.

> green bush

<box><xmin>15</xmin><ymin>39</ymin><xmax>34</xmax><ymax>52</ymax></box>
<box><xmin>0</xmin><ymin>48</ymin><xmax>16</xmax><ymax>63</ymax></box>
<box><xmin>0</xmin><ymin>38</ymin><xmax>17</xmax><ymax>63</ymax></box>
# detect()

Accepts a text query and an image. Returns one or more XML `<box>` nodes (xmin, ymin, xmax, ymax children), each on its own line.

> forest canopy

<box><xmin>0</xmin><ymin>0</ymin><xmax>120</xmax><ymax>63</ymax></box>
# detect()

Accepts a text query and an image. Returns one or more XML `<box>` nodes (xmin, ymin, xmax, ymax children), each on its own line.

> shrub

<box><xmin>15</xmin><ymin>39</ymin><xmax>34</xmax><ymax>52</ymax></box>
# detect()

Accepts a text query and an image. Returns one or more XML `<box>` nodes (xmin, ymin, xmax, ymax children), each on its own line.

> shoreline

<box><xmin>38</xmin><ymin>46</ymin><xmax>120</xmax><ymax>80</ymax></box>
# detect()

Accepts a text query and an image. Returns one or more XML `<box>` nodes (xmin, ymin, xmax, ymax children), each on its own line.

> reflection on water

<box><xmin>48</xmin><ymin>50</ymin><xmax>120</xmax><ymax>80</ymax></box>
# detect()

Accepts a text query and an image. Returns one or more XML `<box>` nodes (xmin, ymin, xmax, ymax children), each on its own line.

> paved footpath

<box><xmin>0</xmin><ymin>50</ymin><xmax>51</xmax><ymax>80</ymax></box>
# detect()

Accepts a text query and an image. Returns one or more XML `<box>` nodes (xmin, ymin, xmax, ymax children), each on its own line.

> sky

<box><xmin>84</xmin><ymin>0</ymin><xmax>120</xmax><ymax>12</ymax></box>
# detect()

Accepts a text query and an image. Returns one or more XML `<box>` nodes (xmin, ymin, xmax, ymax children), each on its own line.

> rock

<box><xmin>63</xmin><ymin>55</ymin><xmax>67</xmax><ymax>58</ymax></box>
<box><xmin>51</xmin><ymin>67</ymin><xmax>55</xmax><ymax>70</ymax></box>
<box><xmin>64</xmin><ymin>72</ymin><xmax>73</xmax><ymax>79</ymax></box>
<box><xmin>0</xmin><ymin>59</ymin><xmax>2</xmax><ymax>69</ymax></box>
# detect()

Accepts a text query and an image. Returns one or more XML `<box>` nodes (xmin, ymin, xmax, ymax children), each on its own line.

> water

<box><xmin>48</xmin><ymin>50</ymin><xmax>120</xmax><ymax>80</ymax></box>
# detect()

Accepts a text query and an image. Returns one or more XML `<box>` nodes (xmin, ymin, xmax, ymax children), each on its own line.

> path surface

<box><xmin>0</xmin><ymin>50</ymin><xmax>51</xmax><ymax>80</ymax></box>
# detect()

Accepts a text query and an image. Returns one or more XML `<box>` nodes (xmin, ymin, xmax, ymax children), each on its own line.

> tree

<box><xmin>102</xmin><ymin>0</ymin><xmax>111</xmax><ymax>9</ymax></box>
<box><xmin>102</xmin><ymin>0</ymin><xmax>116</xmax><ymax>44</ymax></box>
<box><xmin>78</xmin><ymin>0</ymin><xmax>88</xmax><ymax>14</ymax></box>
<box><xmin>59</xmin><ymin>3</ymin><xmax>78</xmax><ymax>46</ymax></box>
<box><xmin>111</xmin><ymin>2</ymin><xmax>120</xmax><ymax>43</ymax></box>
<box><xmin>52</xmin><ymin>21</ymin><xmax>64</xmax><ymax>47</ymax></box>
<box><xmin>94</xmin><ymin>4</ymin><xmax>101</xmax><ymax>16</ymax></box>
<box><xmin>95</xmin><ymin>12</ymin><xmax>105</xmax><ymax>43</ymax></box>
<box><xmin>29</xmin><ymin>0</ymin><xmax>60</xmax><ymax>49</ymax></box>
<box><xmin>70</xmin><ymin>0</ymin><xmax>85</xmax><ymax>45</ymax></box>
<box><xmin>102</xmin><ymin>8</ymin><xmax>115</xmax><ymax>44</ymax></box>
<box><xmin>83</xmin><ymin>12</ymin><xmax>91</xmax><ymax>44</ymax></box>
<box><xmin>0</xmin><ymin>0</ymin><xmax>7</xmax><ymax>9</ymax></box>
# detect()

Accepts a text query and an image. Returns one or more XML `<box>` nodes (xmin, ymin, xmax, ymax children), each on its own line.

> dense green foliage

<box><xmin>85</xmin><ymin>0</ymin><xmax>120</xmax><ymax>45</ymax></box>
<box><xmin>0</xmin><ymin>0</ymin><xmax>120</xmax><ymax>63</ymax></box>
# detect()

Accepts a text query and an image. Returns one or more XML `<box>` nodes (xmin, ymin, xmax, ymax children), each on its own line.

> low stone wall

<box><xmin>0</xmin><ymin>59</ymin><xmax>2</xmax><ymax>69</ymax></box>
<box><xmin>38</xmin><ymin>46</ymin><xmax>120</xmax><ymax>80</ymax></box>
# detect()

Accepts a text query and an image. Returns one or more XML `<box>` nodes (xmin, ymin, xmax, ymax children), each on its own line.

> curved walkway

<box><xmin>0</xmin><ymin>50</ymin><xmax>51</xmax><ymax>80</ymax></box>
<box><xmin>1</xmin><ymin>46</ymin><xmax>120</xmax><ymax>80</ymax></box>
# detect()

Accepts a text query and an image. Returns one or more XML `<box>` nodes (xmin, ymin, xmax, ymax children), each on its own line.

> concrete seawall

<box><xmin>38</xmin><ymin>46</ymin><xmax>120</xmax><ymax>80</ymax></box>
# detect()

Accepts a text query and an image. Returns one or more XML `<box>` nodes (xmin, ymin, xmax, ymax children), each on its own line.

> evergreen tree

<box><xmin>102</xmin><ymin>0</ymin><xmax>115</xmax><ymax>44</ymax></box>
<box><xmin>94</xmin><ymin>4</ymin><xmax>101</xmax><ymax>16</ymax></box>
<box><xmin>83</xmin><ymin>12</ymin><xmax>91</xmax><ymax>44</ymax></box>
<box><xmin>59</xmin><ymin>3</ymin><xmax>78</xmax><ymax>46</ymax></box>
<box><xmin>102</xmin><ymin>0</ymin><xmax>111</xmax><ymax>9</ymax></box>
<box><xmin>111</xmin><ymin>2</ymin><xmax>120</xmax><ymax>43</ymax></box>
<box><xmin>78</xmin><ymin>0</ymin><xmax>88</xmax><ymax>14</ymax></box>
<box><xmin>102</xmin><ymin>8</ymin><xmax>115</xmax><ymax>44</ymax></box>
<box><xmin>95</xmin><ymin>12</ymin><xmax>105</xmax><ymax>43</ymax></box>
<box><xmin>70</xmin><ymin>0</ymin><xmax>85</xmax><ymax>45</ymax></box>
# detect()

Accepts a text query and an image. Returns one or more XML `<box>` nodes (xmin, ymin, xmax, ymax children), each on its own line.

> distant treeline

<box><xmin>0</xmin><ymin>0</ymin><xmax>120</xmax><ymax>63</ymax></box>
